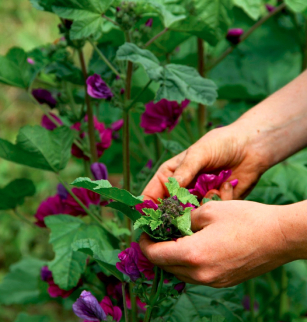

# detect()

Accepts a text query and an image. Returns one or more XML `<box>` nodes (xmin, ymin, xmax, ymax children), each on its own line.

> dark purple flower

<box><xmin>116</xmin><ymin>246</ymin><xmax>141</xmax><ymax>282</ymax></box>
<box><xmin>64</xmin><ymin>187</ymin><xmax>101</xmax><ymax>216</ymax></box>
<box><xmin>91</xmin><ymin>163</ymin><xmax>108</xmax><ymax>180</ymax></box>
<box><xmin>146</xmin><ymin>160</ymin><xmax>153</xmax><ymax>169</ymax></box>
<box><xmin>226</xmin><ymin>28</ymin><xmax>244</xmax><ymax>45</ymax></box>
<box><xmin>174</xmin><ymin>282</ymin><xmax>186</xmax><ymax>293</ymax></box>
<box><xmin>140</xmin><ymin>99</ymin><xmax>189</xmax><ymax>134</ymax></box>
<box><xmin>145</xmin><ymin>18</ymin><xmax>153</xmax><ymax>27</ymax></box>
<box><xmin>34</xmin><ymin>195</ymin><xmax>68</xmax><ymax>227</ymax></box>
<box><xmin>135</xmin><ymin>200</ymin><xmax>158</xmax><ymax>215</ymax></box>
<box><xmin>242</xmin><ymin>295</ymin><xmax>259</xmax><ymax>312</ymax></box>
<box><xmin>41</xmin><ymin>113</ymin><xmax>63</xmax><ymax>131</ymax></box>
<box><xmin>41</xmin><ymin>266</ymin><xmax>52</xmax><ymax>282</ymax></box>
<box><xmin>32</xmin><ymin>89</ymin><xmax>57</xmax><ymax>108</ymax></box>
<box><xmin>189</xmin><ymin>170</ymin><xmax>238</xmax><ymax>200</ymax></box>
<box><xmin>86</xmin><ymin>74</ymin><xmax>114</xmax><ymax>100</ymax></box>
<box><xmin>27</xmin><ymin>58</ymin><xmax>35</xmax><ymax>65</ymax></box>
<box><xmin>57</xmin><ymin>183</ymin><xmax>68</xmax><ymax>200</ymax></box>
<box><xmin>120</xmin><ymin>88</ymin><xmax>125</xmax><ymax>95</ymax></box>
<box><xmin>93</xmin><ymin>296</ymin><xmax>122</xmax><ymax>322</ymax></box>
<box><xmin>265</xmin><ymin>4</ymin><xmax>275</xmax><ymax>12</ymax></box>
<box><xmin>110</xmin><ymin>119</ymin><xmax>124</xmax><ymax>131</ymax></box>
<box><xmin>73</xmin><ymin>291</ymin><xmax>107</xmax><ymax>321</ymax></box>
<box><xmin>131</xmin><ymin>242</ymin><xmax>155</xmax><ymax>280</ymax></box>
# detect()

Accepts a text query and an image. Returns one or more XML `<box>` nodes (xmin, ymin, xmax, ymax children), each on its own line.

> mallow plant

<box><xmin>1</xmin><ymin>0</ymin><xmax>307</xmax><ymax>322</ymax></box>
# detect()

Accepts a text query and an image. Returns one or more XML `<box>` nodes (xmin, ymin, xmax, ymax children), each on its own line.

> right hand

<box><xmin>143</xmin><ymin>124</ymin><xmax>269</xmax><ymax>201</ymax></box>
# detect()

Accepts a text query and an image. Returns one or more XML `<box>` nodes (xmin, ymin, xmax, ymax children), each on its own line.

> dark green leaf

<box><xmin>14</xmin><ymin>313</ymin><xmax>50</xmax><ymax>322</ymax></box>
<box><xmin>71</xmin><ymin>177</ymin><xmax>143</xmax><ymax>206</ymax></box>
<box><xmin>0</xmin><ymin>179</ymin><xmax>35</xmax><ymax>210</ymax></box>
<box><xmin>45</xmin><ymin>215</ymin><xmax>117</xmax><ymax>290</ymax></box>
<box><xmin>107</xmin><ymin>202</ymin><xmax>142</xmax><ymax>222</ymax></box>
<box><xmin>0</xmin><ymin>126</ymin><xmax>74</xmax><ymax>172</ymax></box>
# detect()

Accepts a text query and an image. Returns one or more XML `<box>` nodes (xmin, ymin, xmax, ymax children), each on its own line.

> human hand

<box><xmin>139</xmin><ymin>197</ymin><xmax>292</xmax><ymax>288</ymax></box>
<box><xmin>143</xmin><ymin>124</ymin><xmax>270</xmax><ymax>201</ymax></box>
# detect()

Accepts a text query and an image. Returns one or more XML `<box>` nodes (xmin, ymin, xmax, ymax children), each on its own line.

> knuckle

<box><xmin>185</xmin><ymin>249</ymin><xmax>201</xmax><ymax>266</ymax></box>
<box><xmin>195</xmin><ymin>271</ymin><xmax>218</xmax><ymax>285</ymax></box>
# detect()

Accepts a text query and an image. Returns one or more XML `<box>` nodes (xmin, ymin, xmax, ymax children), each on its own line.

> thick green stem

<box><xmin>248</xmin><ymin>279</ymin><xmax>255</xmax><ymax>322</ymax></box>
<box><xmin>278</xmin><ymin>266</ymin><xmax>288</xmax><ymax>320</ymax></box>
<box><xmin>78</xmin><ymin>49</ymin><xmax>98</xmax><ymax>163</ymax></box>
<box><xmin>129</xmin><ymin>283</ymin><xmax>137</xmax><ymax>322</ymax></box>
<box><xmin>197</xmin><ymin>38</ymin><xmax>206</xmax><ymax>138</ymax></box>
<box><xmin>207</xmin><ymin>3</ymin><xmax>286</xmax><ymax>71</ymax></box>
<box><xmin>89</xmin><ymin>39</ymin><xmax>121</xmax><ymax>77</ymax></box>
<box><xmin>122</xmin><ymin>283</ymin><xmax>129</xmax><ymax>322</ymax></box>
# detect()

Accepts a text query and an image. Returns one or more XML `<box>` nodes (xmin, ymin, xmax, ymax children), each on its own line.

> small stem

<box><xmin>13</xmin><ymin>208</ymin><xmax>34</xmax><ymax>227</ymax></box>
<box><xmin>144</xmin><ymin>28</ymin><xmax>169</xmax><ymax>48</ymax></box>
<box><xmin>122</xmin><ymin>283</ymin><xmax>129</xmax><ymax>322</ymax></box>
<box><xmin>207</xmin><ymin>3</ymin><xmax>286</xmax><ymax>71</ymax></box>
<box><xmin>278</xmin><ymin>266</ymin><xmax>288</xmax><ymax>320</ymax></box>
<box><xmin>248</xmin><ymin>279</ymin><xmax>255</xmax><ymax>322</ymax></box>
<box><xmin>197</xmin><ymin>38</ymin><xmax>206</xmax><ymax>137</ymax></box>
<box><xmin>125</xmin><ymin>79</ymin><xmax>152</xmax><ymax>111</ymax></box>
<box><xmin>89</xmin><ymin>39</ymin><xmax>121</xmax><ymax>77</ymax></box>
<box><xmin>102</xmin><ymin>14</ymin><xmax>120</xmax><ymax>26</ymax></box>
<box><xmin>129</xmin><ymin>283</ymin><xmax>137</xmax><ymax>322</ymax></box>
<box><xmin>144</xmin><ymin>268</ymin><xmax>161</xmax><ymax>322</ymax></box>
<box><xmin>83</xmin><ymin>159</ymin><xmax>92</xmax><ymax>177</ymax></box>
<box><xmin>78</xmin><ymin>49</ymin><xmax>98</xmax><ymax>163</ymax></box>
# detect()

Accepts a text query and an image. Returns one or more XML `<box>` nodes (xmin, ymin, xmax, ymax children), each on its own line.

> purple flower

<box><xmin>86</xmin><ymin>74</ymin><xmax>114</xmax><ymax>100</ymax></box>
<box><xmin>265</xmin><ymin>4</ymin><xmax>275</xmax><ymax>12</ymax></box>
<box><xmin>140</xmin><ymin>99</ymin><xmax>190</xmax><ymax>134</ymax></box>
<box><xmin>91</xmin><ymin>163</ymin><xmax>108</xmax><ymax>180</ymax></box>
<box><xmin>242</xmin><ymin>295</ymin><xmax>259</xmax><ymax>312</ymax></box>
<box><xmin>145</xmin><ymin>18</ymin><xmax>153</xmax><ymax>27</ymax></box>
<box><xmin>41</xmin><ymin>266</ymin><xmax>52</xmax><ymax>282</ymax></box>
<box><xmin>131</xmin><ymin>242</ymin><xmax>155</xmax><ymax>280</ymax></box>
<box><xmin>34</xmin><ymin>195</ymin><xmax>68</xmax><ymax>227</ymax></box>
<box><xmin>120</xmin><ymin>88</ymin><xmax>125</xmax><ymax>95</ymax></box>
<box><xmin>174</xmin><ymin>282</ymin><xmax>186</xmax><ymax>293</ymax></box>
<box><xmin>27</xmin><ymin>58</ymin><xmax>35</xmax><ymax>65</ymax></box>
<box><xmin>86</xmin><ymin>296</ymin><xmax>122</xmax><ymax>322</ymax></box>
<box><xmin>135</xmin><ymin>200</ymin><xmax>158</xmax><ymax>215</ymax></box>
<box><xmin>189</xmin><ymin>170</ymin><xmax>238</xmax><ymax>200</ymax></box>
<box><xmin>110</xmin><ymin>119</ymin><xmax>124</xmax><ymax>131</ymax></box>
<box><xmin>57</xmin><ymin>183</ymin><xmax>68</xmax><ymax>200</ymax></box>
<box><xmin>226</xmin><ymin>28</ymin><xmax>244</xmax><ymax>45</ymax></box>
<box><xmin>146</xmin><ymin>160</ymin><xmax>153</xmax><ymax>169</ymax></box>
<box><xmin>41</xmin><ymin>113</ymin><xmax>63</xmax><ymax>131</ymax></box>
<box><xmin>32</xmin><ymin>89</ymin><xmax>57</xmax><ymax>108</ymax></box>
<box><xmin>73</xmin><ymin>291</ymin><xmax>107</xmax><ymax>321</ymax></box>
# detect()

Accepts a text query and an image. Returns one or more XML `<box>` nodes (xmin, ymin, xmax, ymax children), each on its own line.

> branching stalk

<box><xmin>144</xmin><ymin>28</ymin><xmax>168</xmax><ymax>48</ymax></box>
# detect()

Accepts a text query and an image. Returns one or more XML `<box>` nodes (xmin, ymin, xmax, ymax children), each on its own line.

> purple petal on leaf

<box><xmin>86</xmin><ymin>74</ymin><xmax>114</xmax><ymax>100</ymax></box>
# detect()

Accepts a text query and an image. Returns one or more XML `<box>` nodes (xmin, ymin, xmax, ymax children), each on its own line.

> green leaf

<box><xmin>45</xmin><ymin>215</ymin><xmax>117</xmax><ymax>290</ymax></box>
<box><xmin>285</xmin><ymin>0</ymin><xmax>307</xmax><ymax>12</ymax></box>
<box><xmin>14</xmin><ymin>313</ymin><xmax>50</xmax><ymax>322</ymax></box>
<box><xmin>233</xmin><ymin>0</ymin><xmax>261</xmax><ymax>20</ymax></box>
<box><xmin>143</xmin><ymin>208</ymin><xmax>162</xmax><ymax>221</ymax></box>
<box><xmin>0</xmin><ymin>126</ymin><xmax>74</xmax><ymax>172</ymax></box>
<box><xmin>170</xmin><ymin>0</ymin><xmax>233</xmax><ymax>45</ymax></box>
<box><xmin>70</xmin><ymin>17</ymin><xmax>104</xmax><ymax>40</ymax></box>
<box><xmin>72</xmin><ymin>238</ymin><xmax>123</xmax><ymax>281</ymax></box>
<box><xmin>173</xmin><ymin>207</ymin><xmax>193</xmax><ymax>236</ymax></box>
<box><xmin>161</xmin><ymin>139</ymin><xmax>185</xmax><ymax>154</ymax></box>
<box><xmin>0</xmin><ymin>47</ymin><xmax>35</xmax><ymax>88</ymax></box>
<box><xmin>107</xmin><ymin>202</ymin><xmax>142</xmax><ymax>222</ymax></box>
<box><xmin>0</xmin><ymin>179</ymin><xmax>35</xmax><ymax>210</ymax></box>
<box><xmin>150</xmin><ymin>220</ymin><xmax>163</xmax><ymax>230</ymax></box>
<box><xmin>134</xmin><ymin>216</ymin><xmax>152</xmax><ymax>230</ymax></box>
<box><xmin>203</xmin><ymin>316</ymin><xmax>225</xmax><ymax>322</ymax></box>
<box><xmin>165</xmin><ymin>177</ymin><xmax>181</xmax><ymax>195</ymax></box>
<box><xmin>71</xmin><ymin>177</ymin><xmax>143</xmax><ymax>206</ymax></box>
<box><xmin>116</xmin><ymin>43</ymin><xmax>217</xmax><ymax>105</ymax></box>
<box><xmin>0</xmin><ymin>258</ymin><xmax>47</xmax><ymax>305</ymax></box>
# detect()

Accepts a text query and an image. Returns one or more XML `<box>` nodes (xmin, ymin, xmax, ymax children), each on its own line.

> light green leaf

<box><xmin>285</xmin><ymin>0</ymin><xmax>307</xmax><ymax>12</ymax></box>
<box><xmin>165</xmin><ymin>177</ymin><xmax>180</xmax><ymax>196</ymax></box>
<box><xmin>0</xmin><ymin>126</ymin><xmax>74</xmax><ymax>172</ymax></box>
<box><xmin>116</xmin><ymin>43</ymin><xmax>217</xmax><ymax>105</ymax></box>
<box><xmin>143</xmin><ymin>208</ymin><xmax>162</xmax><ymax>221</ymax></box>
<box><xmin>0</xmin><ymin>179</ymin><xmax>35</xmax><ymax>210</ymax></box>
<box><xmin>173</xmin><ymin>207</ymin><xmax>193</xmax><ymax>236</ymax></box>
<box><xmin>0</xmin><ymin>258</ymin><xmax>47</xmax><ymax>305</ymax></box>
<box><xmin>72</xmin><ymin>238</ymin><xmax>123</xmax><ymax>281</ymax></box>
<box><xmin>14</xmin><ymin>313</ymin><xmax>50</xmax><ymax>322</ymax></box>
<box><xmin>150</xmin><ymin>220</ymin><xmax>163</xmax><ymax>230</ymax></box>
<box><xmin>233</xmin><ymin>0</ymin><xmax>262</xmax><ymax>20</ymax></box>
<box><xmin>70</xmin><ymin>17</ymin><xmax>104</xmax><ymax>40</ymax></box>
<box><xmin>71</xmin><ymin>177</ymin><xmax>143</xmax><ymax>206</ymax></box>
<box><xmin>134</xmin><ymin>216</ymin><xmax>152</xmax><ymax>230</ymax></box>
<box><xmin>45</xmin><ymin>215</ymin><xmax>117</xmax><ymax>290</ymax></box>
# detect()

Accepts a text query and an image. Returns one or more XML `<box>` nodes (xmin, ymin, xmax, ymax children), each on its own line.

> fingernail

<box><xmin>224</xmin><ymin>182</ymin><xmax>232</xmax><ymax>190</ymax></box>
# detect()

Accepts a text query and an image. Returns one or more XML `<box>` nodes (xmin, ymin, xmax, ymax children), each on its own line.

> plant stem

<box><xmin>248</xmin><ymin>279</ymin><xmax>255</xmax><ymax>322</ymax></box>
<box><xmin>122</xmin><ymin>283</ymin><xmax>129</xmax><ymax>322</ymax></box>
<box><xmin>265</xmin><ymin>272</ymin><xmax>278</xmax><ymax>297</ymax></box>
<box><xmin>144</xmin><ymin>28</ymin><xmax>168</xmax><ymax>48</ymax></box>
<box><xmin>89</xmin><ymin>39</ymin><xmax>121</xmax><ymax>77</ymax></box>
<box><xmin>102</xmin><ymin>14</ymin><xmax>120</xmax><ymax>27</ymax></box>
<box><xmin>278</xmin><ymin>266</ymin><xmax>288</xmax><ymax>320</ymax></box>
<box><xmin>83</xmin><ymin>159</ymin><xmax>92</xmax><ymax>177</ymax></box>
<box><xmin>207</xmin><ymin>3</ymin><xmax>286</xmax><ymax>71</ymax></box>
<box><xmin>197</xmin><ymin>38</ymin><xmax>206</xmax><ymax>138</ymax></box>
<box><xmin>65</xmin><ymin>81</ymin><xmax>78</xmax><ymax>118</ymax></box>
<box><xmin>129</xmin><ymin>283</ymin><xmax>137</xmax><ymax>322</ymax></box>
<box><xmin>13</xmin><ymin>208</ymin><xmax>35</xmax><ymax>227</ymax></box>
<box><xmin>126</xmin><ymin>79</ymin><xmax>152</xmax><ymax>111</ymax></box>
<box><xmin>78</xmin><ymin>49</ymin><xmax>98</xmax><ymax>163</ymax></box>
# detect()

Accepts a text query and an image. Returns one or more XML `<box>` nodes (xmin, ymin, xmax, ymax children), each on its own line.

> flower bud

<box><xmin>145</xmin><ymin>18</ymin><xmax>153</xmax><ymax>27</ymax></box>
<box><xmin>226</xmin><ymin>28</ymin><xmax>244</xmax><ymax>45</ymax></box>
<box><xmin>86</xmin><ymin>74</ymin><xmax>114</xmax><ymax>100</ymax></box>
<box><xmin>91</xmin><ymin>162</ymin><xmax>108</xmax><ymax>180</ymax></box>
<box><xmin>174</xmin><ymin>282</ymin><xmax>186</xmax><ymax>293</ymax></box>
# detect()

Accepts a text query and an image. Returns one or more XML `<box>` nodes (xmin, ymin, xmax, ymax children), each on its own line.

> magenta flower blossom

<box><xmin>265</xmin><ymin>4</ymin><xmax>275</xmax><ymax>12</ymax></box>
<box><xmin>71</xmin><ymin>116</ymin><xmax>112</xmax><ymax>160</ymax></box>
<box><xmin>145</xmin><ymin>18</ymin><xmax>153</xmax><ymax>27</ymax></box>
<box><xmin>189</xmin><ymin>170</ymin><xmax>238</xmax><ymax>200</ymax></box>
<box><xmin>86</xmin><ymin>74</ymin><xmax>114</xmax><ymax>100</ymax></box>
<box><xmin>57</xmin><ymin>183</ymin><xmax>68</xmax><ymax>200</ymax></box>
<box><xmin>135</xmin><ymin>200</ymin><xmax>158</xmax><ymax>215</ymax></box>
<box><xmin>140</xmin><ymin>99</ymin><xmax>190</xmax><ymax>134</ymax></box>
<box><xmin>132</xmin><ymin>242</ymin><xmax>155</xmax><ymax>280</ymax></box>
<box><xmin>226</xmin><ymin>28</ymin><xmax>244</xmax><ymax>45</ymax></box>
<box><xmin>27</xmin><ymin>58</ymin><xmax>35</xmax><ymax>65</ymax></box>
<box><xmin>64</xmin><ymin>187</ymin><xmax>101</xmax><ymax>216</ymax></box>
<box><xmin>41</xmin><ymin>266</ymin><xmax>80</xmax><ymax>298</ymax></box>
<box><xmin>41</xmin><ymin>113</ymin><xmax>63</xmax><ymax>131</ymax></box>
<box><xmin>32</xmin><ymin>89</ymin><xmax>57</xmax><ymax>108</ymax></box>
<box><xmin>34</xmin><ymin>195</ymin><xmax>68</xmax><ymax>227</ymax></box>
<box><xmin>88</xmin><ymin>296</ymin><xmax>122</xmax><ymax>322</ymax></box>
<box><xmin>174</xmin><ymin>282</ymin><xmax>186</xmax><ymax>293</ymax></box>
<box><xmin>110</xmin><ymin>119</ymin><xmax>124</xmax><ymax>131</ymax></box>
<box><xmin>91</xmin><ymin>163</ymin><xmax>108</xmax><ymax>181</ymax></box>
<box><xmin>146</xmin><ymin>160</ymin><xmax>153</xmax><ymax>169</ymax></box>
<box><xmin>73</xmin><ymin>291</ymin><xmax>107</xmax><ymax>322</ymax></box>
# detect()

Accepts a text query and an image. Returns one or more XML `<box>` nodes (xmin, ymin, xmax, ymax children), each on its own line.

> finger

<box><xmin>220</xmin><ymin>182</ymin><xmax>234</xmax><ymax>200</ymax></box>
<box><xmin>139</xmin><ymin>233</ymin><xmax>189</xmax><ymax>266</ymax></box>
<box><xmin>190</xmin><ymin>205</ymin><xmax>213</xmax><ymax>232</ymax></box>
<box><xmin>205</xmin><ymin>189</ymin><xmax>221</xmax><ymax>199</ymax></box>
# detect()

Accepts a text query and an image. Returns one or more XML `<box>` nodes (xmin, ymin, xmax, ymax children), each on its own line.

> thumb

<box><xmin>190</xmin><ymin>203</ymin><xmax>213</xmax><ymax>232</ymax></box>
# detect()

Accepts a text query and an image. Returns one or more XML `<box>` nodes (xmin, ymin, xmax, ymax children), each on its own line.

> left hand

<box><xmin>139</xmin><ymin>189</ymin><xmax>292</xmax><ymax>288</ymax></box>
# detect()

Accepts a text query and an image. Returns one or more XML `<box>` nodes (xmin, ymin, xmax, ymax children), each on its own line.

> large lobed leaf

<box><xmin>116</xmin><ymin>43</ymin><xmax>217</xmax><ymax>105</ymax></box>
<box><xmin>45</xmin><ymin>215</ymin><xmax>118</xmax><ymax>290</ymax></box>
<box><xmin>0</xmin><ymin>179</ymin><xmax>35</xmax><ymax>210</ymax></box>
<box><xmin>0</xmin><ymin>126</ymin><xmax>74</xmax><ymax>172</ymax></box>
